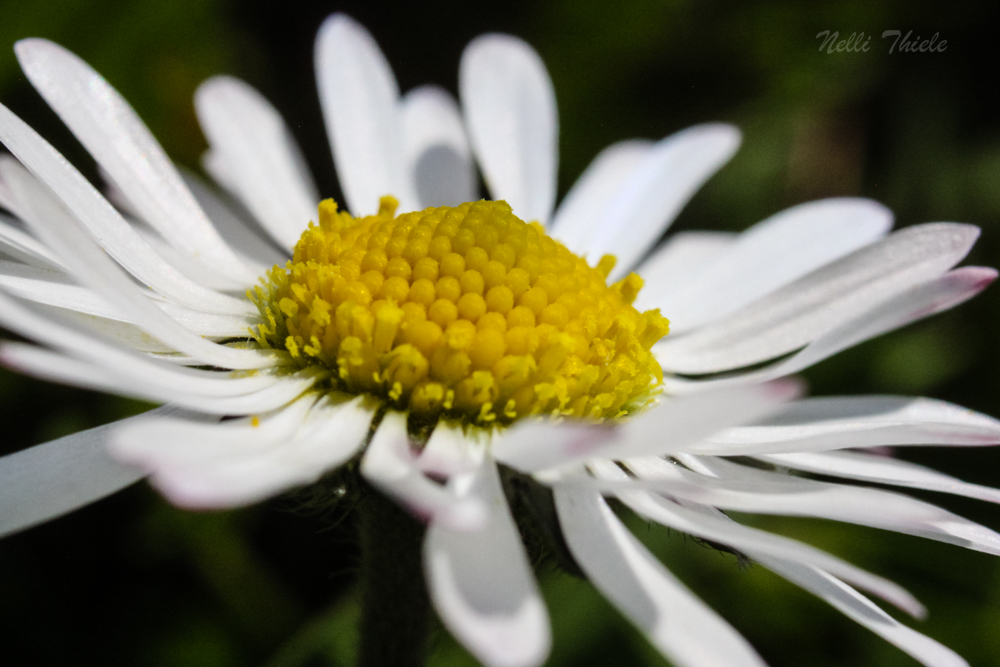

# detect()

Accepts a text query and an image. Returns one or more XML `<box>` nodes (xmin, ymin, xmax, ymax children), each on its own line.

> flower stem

<box><xmin>357</xmin><ymin>484</ymin><xmax>429</xmax><ymax>667</ymax></box>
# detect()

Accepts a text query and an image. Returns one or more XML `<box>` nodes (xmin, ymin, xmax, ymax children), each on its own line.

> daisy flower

<box><xmin>1</xmin><ymin>12</ymin><xmax>999</xmax><ymax>667</ymax></box>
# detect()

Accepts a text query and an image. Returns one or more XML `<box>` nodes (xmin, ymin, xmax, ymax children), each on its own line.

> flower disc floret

<box><xmin>250</xmin><ymin>197</ymin><xmax>669</xmax><ymax>426</ymax></box>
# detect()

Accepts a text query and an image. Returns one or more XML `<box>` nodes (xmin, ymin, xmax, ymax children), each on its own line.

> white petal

<box><xmin>195</xmin><ymin>76</ymin><xmax>319</xmax><ymax>250</ymax></box>
<box><xmin>143</xmin><ymin>352</ymin><xmax>204</xmax><ymax>366</ymax></box>
<box><xmin>757</xmin><ymin>557</ymin><xmax>967</xmax><ymax>667</ymax></box>
<box><xmin>141</xmin><ymin>396</ymin><xmax>373</xmax><ymax>508</ymax></box>
<box><xmin>695</xmin><ymin>395</ymin><xmax>1000</xmax><ymax>456</ymax></box>
<box><xmin>632</xmin><ymin>230</ymin><xmax>735</xmax><ymax>311</ymax></box>
<box><xmin>44</xmin><ymin>302</ymin><xmax>246</xmax><ymax>353</ymax></box>
<box><xmin>16</xmin><ymin>39</ymin><xmax>259</xmax><ymax>284</ymax></box>
<box><xmin>1</xmin><ymin>340</ymin><xmax>134</xmax><ymax>392</ymax></box>
<box><xmin>416</xmin><ymin>419</ymin><xmax>487</xmax><ymax>478</ymax></box>
<box><xmin>155</xmin><ymin>369</ymin><xmax>320</xmax><ymax>415</ymax></box>
<box><xmin>425</xmin><ymin>457</ymin><xmax>550</xmax><ymax>667</ymax></box>
<box><xmin>549</xmin><ymin>140</ymin><xmax>651</xmax><ymax>252</ymax></box>
<box><xmin>489</xmin><ymin>418</ymin><xmax>613</xmax><ymax>474</ymax></box>
<box><xmin>0</xmin><ymin>212</ymin><xmax>63</xmax><ymax>268</ymax></box>
<box><xmin>266</xmin><ymin>395</ymin><xmax>372</xmax><ymax>470</ymax></box>
<box><xmin>645</xmin><ymin>198</ymin><xmax>893</xmax><ymax>332</ymax></box>
<box><xmin>152</xmin><ymin>303</ymin><xmax>255</xmax><ymax>338</ymax></box>
<box><xmin>665</xmin><ymin>266</ymin><xmax>996</xmax><ymax>393</ymax></box>
<box><xmin>0</xmin><ymin>290</ymin><xmax>280</xmax><ymax>397</ymax></box>
<box><xmin>0</xmin><ymin>174</ymin><xmax>18</xmax><ymax>214</ymax></box>
<box><xmin>622</xmin><ymin>456</ymin><xmax>1000</xmax><ymax>556</ymax></box>
<box><xmin>0</xmin><ymin>115</ymin><xmax>254</xmax><ymax>318</ymax></box>
<box><xmin>670</xmin><ymin>452</ymin><xmax>718</xmax><ymax>477</ymax></box>
<box><xmin>460</xmin><ymin>34</ymin><xmax>557</xmax><ymax>223</ymax></box>
<box><xmin>493</xmin><ymin>379</ymin><xmax>800</xmax><ymax>474</ymax></box>
<box><xmin>315</xmin><ymin>13</ymin><xmax>413</xmax><ymax>215</ymax></box>
<box><xmin>401</xmin><ymin>85</ymin><xmax>476</xmax><ymax>208</ymax></box>
<box><xmin>181</xmin><ymin>172</ymin><xmax>286</xmax><ymax>268</ymax></box>
<box><xmin>0</xmin><ymin>158</ymin><xmax>275</xmax><ymax>369</ymax></box>
<box><xmin>761</xmin><ymin>266</ymin><xmax>996</xmax><ymax>379</ymax></box>
<box><xmin>111</xmin><ymin>395</ymin><xmax>318</xmax><ymax>467</ymax></box>
<box><xmin>201</xmin><ymin>149</ymin><xmax>238</xmax><ymax>195</ymax></box>
<box><xmin>98</xmin><ymin>163</ymin><xmax>141</xmax><ymax>217</ymax></box>
<box><xmin>589</xmin><ymin>124</ymin><xmax>741</xmax><ymax>280</ymax></box>
<box><xmin>761</xmin><ymin>450</ymin><xmax>1000</xmax><ymax>504</ymax></box>
<box><xmin>589</xmin><ymin>459</ymin><xmax>925</xmax><ymax>618</ymax></box>
<box><xmin>657</xmin><ymin>223</ymin><xmax>980</xmax><ymax>375</ymax></box>
<box><xmin>135</xmin><ymin>228</ymin><xmax>246</xmax><ymax>291</ymax></box>
<box><xmin>553</xmin><ymin>484</ymin><xmax>766</xmax><ymax>666</ymax></box>
<box><xmin>0</xmin><ymin>260</ymin><xmax>108</xmax><ymax>312</ymax></box>
<box><xmin>360</xmin><ymin>413</ymin><xmax>487</xmax><ymax>530</ymax></box>
<box><xmin>35</xmin><ymin>306</ymin><xmax>174</xmax><ymax>352</ymax></box>
<box><xmin>0</xmin><ymin>262</ymin><xmax>257</xmax><ymax>338</ymax></box>
<box><xmin>0</xmin><ymin>342</ymin><xmax>318</xmax><ymax>415</ymax></box>
<box><xmin>0</xmin><ymin>408</ymin><xmax>180</xmax><ymax>537</ymax></box>
<box><xmin>614</xmin><ymin>379</ymin><xmax>803</xmax><ymax>459</ymax></box>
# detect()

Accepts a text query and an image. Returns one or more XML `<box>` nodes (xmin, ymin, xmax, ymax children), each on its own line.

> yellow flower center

<box><xmin>250</xmin><ymin>197</ymin><xmax>669</xmax><ymax>427</ymax></box>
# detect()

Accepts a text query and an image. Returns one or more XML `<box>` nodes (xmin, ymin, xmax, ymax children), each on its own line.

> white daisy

<box><xmin>0</xmin><ymin>12</ymin><xmax>998</xmax><ymax>667</ymax></box>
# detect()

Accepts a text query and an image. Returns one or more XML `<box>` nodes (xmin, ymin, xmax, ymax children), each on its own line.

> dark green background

<box><xmin>1</xmin><ymin>1</ymin><xmax>1000</xmax><ymax>665</ymax></box>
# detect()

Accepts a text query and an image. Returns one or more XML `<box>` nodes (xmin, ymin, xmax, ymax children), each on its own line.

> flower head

<box><xmin>0</xmin><ymin>12</ymin><xmax>998</xmax><ymax>667</ymax></box>
<box><xmin>252</xmin><ymin>195</ymin><xmax>667</xmax><ymax>425</ymax></box>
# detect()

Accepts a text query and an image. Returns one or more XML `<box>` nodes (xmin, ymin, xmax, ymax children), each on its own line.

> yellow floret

<box><xmin>249</xmin><ymin>197</ymin><xmax>669</xmax><ymax>426</ymax></box>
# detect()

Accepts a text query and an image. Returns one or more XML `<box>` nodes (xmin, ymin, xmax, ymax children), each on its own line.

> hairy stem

<box><xmin>357</xmin><ymin>485</ymin><xmax>429</xmax><ymax>667</ymax></box>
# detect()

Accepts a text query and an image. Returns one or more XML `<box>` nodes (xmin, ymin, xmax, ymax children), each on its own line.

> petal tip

<box><xmin>768</xmin><ymin>376</ymin><xmax>808</xmax><ymax>402</ymax></box>
<box><xmin>317</xmin><ymin>11</ymin><xmax>365</xmax><ymax>44</ymax></box>
<box><xmin>14</xmin><ymin>37</ymin><xmax>57</xmax><ymax>63</ymax></box>
<box><xmin>950</xmin><ymin>265</ymin><xmax>997</xmax><ymax>293</ymax></box>
<box><xmin>461</xmin><ymin>33</ymin><xmax>545</xmax><ymax>79</ymax></box>
<box><xmin>696</xmin><ymin>121</ymin><xmax>743</xmax><ymax>149</ymax></box>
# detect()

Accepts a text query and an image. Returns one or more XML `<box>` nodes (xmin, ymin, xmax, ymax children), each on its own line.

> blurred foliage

<box><xmin>2</xmin><ymin>0</ymin><xmax>1000</xmax><ymax>665</ymax></box>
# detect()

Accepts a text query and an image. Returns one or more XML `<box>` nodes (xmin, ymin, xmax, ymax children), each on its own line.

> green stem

<box><xmin>357</xmin><ymin>484</ymin><xmax>429</xmax><ymax>667</ymax></box>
